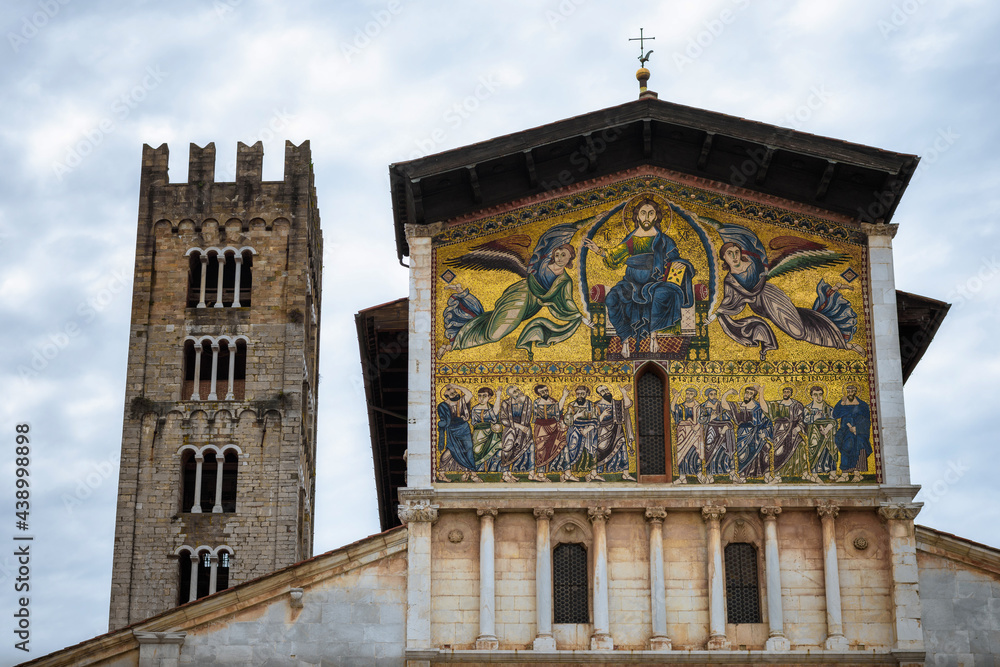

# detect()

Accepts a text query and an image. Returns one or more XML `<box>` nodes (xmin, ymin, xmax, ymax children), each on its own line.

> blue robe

<box><xmin>732</xmin><ymin>402</ymin><xmax>773</xmax><ymax>478</ymax></box>
<box><xmin>832</xmin><ymin>399</ymin><xmax>872</xmax><ymax>472</ymax></box>
<box><xmin>604</xmin><ymin>230</ymin><xmax>694</xmax><ymax>341</ymax></box>
<box><xmin>438</xmin><ymin>399</ymin><xmax>476</xmax><ymax>471</ymax></box>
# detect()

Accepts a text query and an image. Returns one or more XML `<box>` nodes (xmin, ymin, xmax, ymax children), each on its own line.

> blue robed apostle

<box><xmin>831</xmin><ymin>384</ymin><xmax>872</xmax><ymax>483</ymax></box>
<box><xmin>436</xmin><ymin>384</ymin><xmax>481</xmax><ymax>482</ymax></box>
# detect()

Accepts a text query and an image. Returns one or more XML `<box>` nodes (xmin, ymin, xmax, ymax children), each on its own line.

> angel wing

<box><xmin>766</xmin><ymin>236</ymin><xmax>850</xmax><ymax>280</ymax></box>
<box><xmin>527</xmin><ymin>223</ymin><xmax>582</xmax><ymax>275</ymax></box>
<box><xmin>443</xmin><ymin>234</ymin><xmax>532</xmax><ymax>278</ymax></box>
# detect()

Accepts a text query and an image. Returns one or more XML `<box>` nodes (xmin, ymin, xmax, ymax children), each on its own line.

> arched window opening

<box><xmin>182</xmin><ymin>338</ymin><xmax>248</xmax><ymax>401</ymax></box>
<box><xmin>724</xmin><ymin>542</ymin><xmax>762</xmax><ymax>624</ymax></box>
<box><xmin>237</xmin><ymin>251</ymin><xmax>252</xmax><ymax>307</ymax></box>
<box><xmin>186</xmin><ymin>253</ymin><xmax>203</xmax><ymax>308</ymax></box>
<box><xmin>178</xmin><ymin>547</ymin><xmax>233</xmax><ymax>603</ymax></box>
<box><xmin>220</xmin><ymin>452</ymin><xmax>238</xmax><ymax>513</ymax></box>
<box><xmin>196</xmin><ymin>552</ymin><xmax>212</xmax><ymax>600</ymax></box>
<box><xmin>217</xmin><ymin>551</ymin><xmax>231</xmax><ymax>591</ymax></box>
<box><xmin>181</xmin><ymin>452</ymin><xmax>198</xmax><ymax>513</ymax></box>
<box><xmin>200</xmin><ymin>452</ymin><xmax>218</xmax><ymax>514</ymax></box>
<box><xmin>186</xmin><ymin>248</ymin><xmax>253</xmax><ymax>308</ymax></box>
<box><xmin>553</xmin><ymin>542</ymin><xmax>589</xmax><ymax>623</ymax></box>
<box><xmin>178</xmin><ymin>550</ymin><xmax>193</xmax><ymax>605</ymax></box>
<box><xmin>636</xmin><ymin>366</ymin><xmax>669</xmax><ymax>480</ymax></box>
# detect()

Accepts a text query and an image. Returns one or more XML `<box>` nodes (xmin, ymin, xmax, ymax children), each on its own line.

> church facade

<box><xmin>24</xmin><ymin>89</ymin><xmax>998</xmax><ymax>667</ymax></box>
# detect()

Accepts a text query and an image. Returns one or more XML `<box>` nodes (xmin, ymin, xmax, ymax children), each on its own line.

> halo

<box><xmin>623</xmin><ymin>191</ymin><xmax>674</xmax><ymax>234</ymax></box>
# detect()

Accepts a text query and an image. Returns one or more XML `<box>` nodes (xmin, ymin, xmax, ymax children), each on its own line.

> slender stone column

<box><xmin>533</xmin><ymin>508</ymin><xmax>556</xmax><ymax>651</ymax></box>
<box><xmin>188</xmin><ymin>553</ymin><xmax>199</xmax><ymax>601</ymax></box>
<box><xmin>879</xmin><ymin>503</ymin><xmax>924</xmax><ymax>652</ymax></box>
<box><xmin>207</xmin><ymin>343</ymin><xmax>220</xmax><ymax>400</ymax></box>
<box><xmin>191</xmin><ymin>455</ymin><xmax>204</xmax><ymax>513</ymax></box>
<box><xmin>224</xmin><ymin>343</ymin><xmax>236</xmax><ymax>401</ymax></box>
<box><xmin>208</xmin><ymin>554</ymin><xmax>219</xmax><ymax>595</ymax></box>
<box><xmin>588</xmin><ymin>507</ymin><xmax>613</xmax><ymax>650</ymax></box>
<box><xmin>214</xmin><ymin>254</ymin><xmax>226</xmax><ymax>307</ymax></box>
<box><xmin>232</xmin><ymin>253</ymin><xmax>243</xmax><ymax>307</ymax></box>
<box><xmin>212</xmin><ymin>455</ymin><xmax>225</xmax><ymax>513</ymax></box>
<box><xmin>399</xmin><ymin>501</ymin><xmax>439</xmax><ymax>650</ymax></box>
<box><xmin>761</xmin><ymin>506</ymin><xmax>789</xmax><ymax>651</ymax></box>
<box><xmin>190</xmin><ymin>345</ymin><xmax>203</xmax><ymax>400</ymax></box>
<box><xmin>703</xmin><ymin>505</ymin><xmax>730</xmax><ymax>650</ymax></box>
<box><xmin>818</xmin><ymin>502</ymin><xmax>848</xmax><ymax>650</ymax></box>
<box><xmin>476</xmin><ymin>508</ymin><xmax>499</xmax><ymax>650</ymax></box>
<box><xmin>645</xmin><ymin>508</ymin><xmax>671</xmax><ymax>650</ymax></box>
<box><xmin>197</xmin><ymin>254</ymin><xmax>208</xmax><ymax>308</ymax></box>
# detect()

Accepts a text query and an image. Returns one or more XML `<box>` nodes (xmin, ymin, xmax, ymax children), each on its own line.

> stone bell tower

<box><xmin>108</xmin><ymin>141</ymin><xmax>322</xmax><ymax>630</ymax></box>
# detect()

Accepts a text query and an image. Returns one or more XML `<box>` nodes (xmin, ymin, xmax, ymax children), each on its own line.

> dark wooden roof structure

<box><xmin>389</xmin><ymin>95</ymin><xmax>920</xmax><ymax>261</ymax></box>
<box><xmin>896</xmin><ymin>290</ymin><xmax>950</xmax><ymax>382</ymax></box>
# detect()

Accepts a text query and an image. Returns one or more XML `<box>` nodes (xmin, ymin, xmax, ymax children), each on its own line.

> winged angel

<box><xmin>708</xmin><ymin>223</ymin><xmax>863</xmax><ymax>360</ymax></box>
<box><xmin>437</xmin><ymin>223</ymin><xmax>594</xmax><ymax>359</ymax></box>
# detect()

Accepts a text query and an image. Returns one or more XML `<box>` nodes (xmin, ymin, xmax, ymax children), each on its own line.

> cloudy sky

<box><xmin>1</xmin><ymin>0</ymin><xmax>998</xmax><ymax>662</ymax></box>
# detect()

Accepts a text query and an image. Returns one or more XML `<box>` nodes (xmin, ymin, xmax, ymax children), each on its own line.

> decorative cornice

<box><xmin>133</xmin><ymin>631</ymin><xmax>187</xmax><ymax>645</ymax></box>
<box><xmin>878</xmin><ymin>502</ymin><xmax>922</xmax><ymax>522</ymax></box>
<box><xmin>645</xmin><ymin>507</ymin><xmax>667</xmax><ymax>524</ymax></box>
<box><xmin>398</xmin><ymin>500</ymin><xmax>440</xmax><ymax>524</ymax></box>
<box><xmin>817</xmin><ymin>502</ymin><xmax>840</xmax><ymax>519</ymax></box>
<box><xmin>533</xmin><ymin>507</ymin><xmax>554</xmax><ymax>520</ymax></box>
<box><xmin>702</xmin><ymin>505</ymin><xmax>726</xmax><ymax>523</ymax></box>
<box><xmin>760</xmin><ymin>506</ymin><xmax>782</xmax><ymax>520</ymax></box>
<box><xmin>477</xmin><ymin>507</ymin><xmax>498</xmax><ymax>518</ymax></box>
<box><xmin>588</xmin><ymin>506</ymin><xmax>611</xmax><ymax>523</ymax></box>
<box><xmin>860</xmin><ymin>222</ymin><xmax>899</xmax><ymax>239</ymax></box>
<box><xmin>404</xmin><ymin>220</ymin><xmax>447</xmax><ymax>241</ymax></box>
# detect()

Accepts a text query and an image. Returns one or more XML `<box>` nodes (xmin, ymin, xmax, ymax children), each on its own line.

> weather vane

<box><xmin>629</xmin><ymin>28</ymin><xmax>655</xmax><ymax>66</ymax></box>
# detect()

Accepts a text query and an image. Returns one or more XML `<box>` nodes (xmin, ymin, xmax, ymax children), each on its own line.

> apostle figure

<box><xmin>583</xmin><ymin>196</ymin><xmax>694</xmax><ymax>357</ymax></box>
<box><xmin>673</xmin><ymin>387</ymin><xmax>707</xmax><ymax>484</ymax></box>
<box><xmin>721</xmin><ymin>384</ymin><xmax>773</xmax><ymax>482</ymax></box>
<box><xmin>786</xmin><ymin>385</ymin><xmax>837</xmax><ymax>483</ymax></box>
<box><xmin>436</xmin><ymin>384</ymin><xmax>482</xmax><ymax>482</ymax></box>
<box><xmin>769</xmin><ymin>386</ymin><xmax>806</xmax><ymax>481</ymax></box>
<box><xmin>700</xmin><ymin>387</ymin><xmax>735</xmax><ymax>480</ymax></box>
<box><xmin>832</xmin><ymin>384</ymin><xmax>872</xmax><ymax>483</ymax></box>
<box><xmin>470</xmin><ymin>387</ymin><xmax>503</xmax><ymax>473</ymax></box>
<box><xmin>591</xmin><ymin>384</ymin><xmax>636</xmax><ymax>481</ymax></box>
<box><xmin>528</xmin><ymin>384</ymin><xmax>568</xmax><ymax>482</ymax></box>
<box><xmin>497</xmin><ymin>385</ymin><xmax>533</xmax><ymax>482</ymax></box>
<box><xmin>553</xmin><ymin>385</ymin><xmax>598</xmax><ymax>482</ymax></box>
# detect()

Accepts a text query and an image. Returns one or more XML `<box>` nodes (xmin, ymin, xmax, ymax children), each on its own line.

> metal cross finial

<box><xmin>629</xmin><ymin>28</ymin><xmax>655</xmax><ymax>65</ymax></box>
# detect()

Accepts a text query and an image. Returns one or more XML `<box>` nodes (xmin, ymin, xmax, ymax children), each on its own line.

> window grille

<box><xmin>637</xmin><ymin>371</ymin><xmax>665</xmax><ymax>475</ymax></box>
<box><xmin>217</xmin><ymin>551</ymin><xmax>230</xmax><ymax>591</ymax></box>
<box><xmin>724</xmin><ymin>542</ymin><xmax>761</xmax><ymax>623</ymax></box>
<box><xmin>553</xmin><ymin>543</ymin><xmax>588</xmax><ymax>623</ymax></box>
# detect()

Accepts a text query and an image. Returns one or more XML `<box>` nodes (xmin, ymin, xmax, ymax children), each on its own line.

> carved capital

<box><xmin>702</xmin><ymin>505</ymin><xmax>726</xmax><ymax>523</ymax></box>
<box><xmin>533</xmin><ymin>507</ymin><xmax>554</xmax><ymax>520</ymax></box>
<box><xmin>860</xmin><ymin>222</ymin><xmax>899</xmax><ymax>239</ymax></box>
<box><xmin>760</xmin><ymin>505</ymin><xmax>782</xmax><ymax>520</ymax></box>
<box><xmin>645</xmin><ymin>507</ymin><xmax>667</xmax><ymax>524</ymax></box>
<box><xmin>817</xmin><ymin>502</ymin><xmax>839</xmax><ymax>519</ymax></box>
<box><xmin>878</xmin><ymin>502</ymin><xmax>922</xmax><ymax>522</ymax></box>
<box><xmin>588</xmin><ymin>506</ymin><xmax>611</xmax><ymax>524</ymax></box>
<box><xmin>404</xmin><ymin>220</ymin><xmax>447</xmax><ymax>242</ymax></box>
<box><xmin>477</xmin><ymin>507</ymin><xmax>498</xmax><ymax>518</ymax></box>
<box><xmin>397</xmin><ymin>500</ymin><xmax>439</xmax><ymax>524</ymax></box>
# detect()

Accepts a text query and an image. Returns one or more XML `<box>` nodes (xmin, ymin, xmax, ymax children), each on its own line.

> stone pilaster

<box><xmin>817</xmin><ymin>502</ymin><xmax>848</xmax><ymax>651</ymax></box>
<box><xmin>702</xmin><ymin>505</ymin><xmax>730</xmax><ymax>650</ymax></box>
<box><xmin>134</xmin><ymin>631</ymin><xmax>186</xmax><ymax>667</ymax></box>
<box><xmin>645</xmin><ymin>507</ymin><xmax>671</xmax><ymax>651</ymax></box>
<box><xmin>760</xmin><ymin>506</ymin><xmax>788</xmax><ymax>651</ymax></box>
<box><xmin>399</xmin><ymin>500</ymin><xmax>439</xmax><ymax>649</ymax></box>
<box><xmin>588</xmin><ymin>507</ymin><xmax>613</xmax><ymax>651</ymax></box>
<box><xmin>476</xmin><ymin>508</ymin><xmax>499</xmax><ymax>650</ymax></box>
<box><xmin>405</xmin><ymin>228</ymin><xmax>434</xmax><ymax>489</ymax></box>
<box><xmin>879</xmin><ymin>502</ymin><xmax>924</xmax><ymax>652</ymax></box>
<box><xmin>532</xmin><ymin>508</ymin><xmax>556</xmax><ymax>651</ymax></box>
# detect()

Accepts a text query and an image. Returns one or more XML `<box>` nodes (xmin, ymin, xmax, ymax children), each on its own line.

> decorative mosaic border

<box><xmin>433</xmin><ymin>175</ymin><xmax>868</xmax><ymax>249</ymax></box>
<box><xmin>437</xmin><ymin>361</ymin><xmax>633</xmax><ymax>378</ymax></box>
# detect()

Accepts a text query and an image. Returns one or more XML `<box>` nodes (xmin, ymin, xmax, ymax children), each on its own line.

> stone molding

<box><xmin>588</xmin><ymin>506</ymin><xmax>611</xmax><ymax>523</ymax></box>
<box><xmin>288</xmin><ymin>588</ymin><xmax>303</xmax><ymax>609</ymax></box>
<box><xmin>132</xmin><ymin>631</ymin><xmax>187</xmax><ymax>645</ymax></box>
<box><xmin>817</xmin><ymin>502</ymin><xmax>839</xmax><ymax>519</ymax></box>
<box><xmin>476</xmin><ymin>507</ymin><xmax>498</xmax><ymax>518</ymax></box>
<box><xmin>878</xmin><ymin>502</ymin><xmax>922</xmax><ymax>522</ymax></box>
<box><xmin>398</xmin><ymin>500</ymin><xmax>440</xmax><ymax>524</ymax></box>
<box><xmin>404</xmin><ymin>221</ymin><xmax>447</xmax><ymax>241</ymax></box>
<box><xmin>702</xmin><ymin>505</ymin><xmax>726</xmax><ymax>523</ymax></box>
<box><xmin>860</xmin><ymin>222</ymin><xmax>899</xmax><ymax>238</ymax></box>
<box><xmin>760</xmin><ymin>505</ymin><xmax>782</xmax><ymax>520</ymax></box>
<box><xmin>644</xmin><ymin>507</ymin><xmax>667</xmax><ymax>524</ymax></box>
